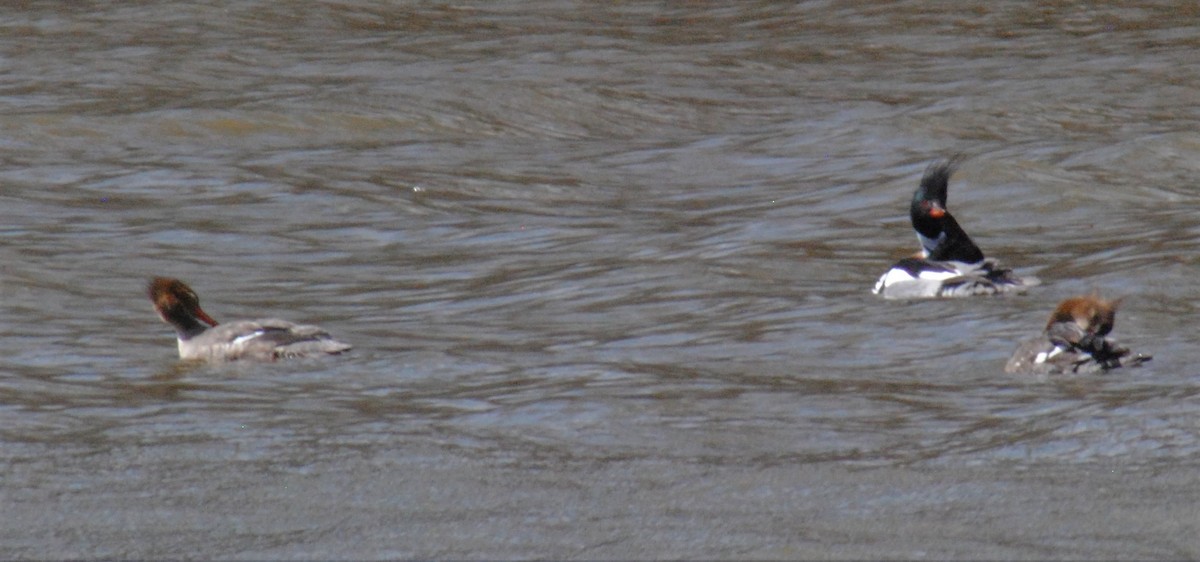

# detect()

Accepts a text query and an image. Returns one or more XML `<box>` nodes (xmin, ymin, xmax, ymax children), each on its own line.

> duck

<box><xmin>1005</xmin><ymin>294</ymin><xmax>1150</xmax><ymax>374</ymax></box>
<box><xmin>147</xmin><ymin>277</ymin><xmax>352</xmax><ymax>361</ymax></box>
<box><xmin>873</xmin><ymin>159</ymin><xmax>1037</xmax><ymax>299</ymax></box>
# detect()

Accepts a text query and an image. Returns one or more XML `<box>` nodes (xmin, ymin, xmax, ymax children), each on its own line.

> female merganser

<box><xmin>1005</xmin><ymin>294</ymin><xmax>1150</xmax><ymax>374</ymax></box>
<box><xmin>147</xmin><ymin>277</ymin><xmax>352</xmax><ymax>361</ymax></box>
<box><xmin>873</xmin><ymin>159</ymin><xmax>1037</xmax><ymax>299</ymax></box>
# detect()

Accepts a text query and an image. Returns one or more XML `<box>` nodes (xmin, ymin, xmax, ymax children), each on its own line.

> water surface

<box><xmin>2</xmin><ymin>2</ymin><xmax>1200</xmax><ymax>559</ymax></box>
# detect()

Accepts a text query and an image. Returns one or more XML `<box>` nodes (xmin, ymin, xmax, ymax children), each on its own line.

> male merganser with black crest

<box><xmin>147</xmin><ymin>277</ymin><xmax>352</xmax><ymax>361</ymax></box>
<box><xmin>873</xmin><ymin>158</ymin><xmax>1037</xmax><ymax>299</ymax></box>
<box><xmin>1005</xmin><ymin>294</ymin><xmax>1150</xmax><ymax>374</ymax></box>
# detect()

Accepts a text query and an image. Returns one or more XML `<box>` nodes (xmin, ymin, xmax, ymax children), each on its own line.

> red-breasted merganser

<box><xmin>873</xmin><ymin>159</ymin><xmax>1037</xmax><ymax>299</ymax></box>
<box><xmin>1005</xmin><ymin>294</ymin><xmax>1150</xmax><ymax>374</ymax></box>
<box><xmin>148</xmin><ymin>277</ymin><xmax>352</xmax><ymax>361</ymax></box>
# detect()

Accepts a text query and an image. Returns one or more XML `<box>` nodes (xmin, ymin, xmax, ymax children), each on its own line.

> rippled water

<box><xmin>3</xmin><ymin>2</ymin><xmax>1200</xmax><ymax>559</ymax></box>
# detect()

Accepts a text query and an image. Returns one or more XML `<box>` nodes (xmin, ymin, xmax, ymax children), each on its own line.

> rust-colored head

<box><xmin>1047</xmin><ymin>293</ymin><xmax>1121</xmax><ymax>336</ymax></box>
<box><xmin>147</xmin><ymin>277</ymin><xmax>219</xmax><ymax>327</ymax></box>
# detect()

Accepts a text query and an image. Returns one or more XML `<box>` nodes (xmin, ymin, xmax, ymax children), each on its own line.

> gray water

<box><xmin>3</xmin><ymin>2</ymin><xmax>1200</xmax><ymax>559</ymax></box>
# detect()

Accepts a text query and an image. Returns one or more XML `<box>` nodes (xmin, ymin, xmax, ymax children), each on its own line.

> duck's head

<box><xmin>909</xmin><ymin>159</ymin><xmax>959</xmax><ymax>251</ymax></box>
<box><xmin>1047</xmin><ymin>294</ymin><xmax>1120</xmax><ymax>336</ymax></box>
<box><xmin>148</xmin><ymin>277</ymin><xmax>219</xmax><ymax>329</ymax></box>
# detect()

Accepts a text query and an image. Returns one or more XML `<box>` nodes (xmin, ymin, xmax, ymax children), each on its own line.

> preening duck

<box><xmin>873</xmin><ymin>159</ymin><xmax>1037</xmax><ymax>299</ymax></box>
<box><xmin>148</xmin><ymin>277</ymin><xmax>351</xmax><ymax>361</ymax></box>
<box><xmin>1005</xmin><ymin>294</ymin><xmax>1150</xmax><ymax>374</ymax></box>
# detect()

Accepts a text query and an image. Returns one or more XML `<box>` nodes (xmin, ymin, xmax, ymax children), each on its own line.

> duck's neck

<box><xmin>926</xmin><ymin>214</ymin><xmax>985</xmax><ymax>264</ymax></box>
<box><xmin>164</xmin><ymin>308</ymin><xmax>210</xmax><ymax>340</ymax></box>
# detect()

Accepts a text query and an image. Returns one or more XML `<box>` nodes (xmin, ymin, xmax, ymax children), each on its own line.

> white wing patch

<box><xmin>1034</xmin><ymin>346</ymin><xmax>1064</xmax><ymax>364</ymax></box>
<box><xmin>231</xmin><ymin>330</ymin><xmax>266</xmax><ymax>346</ymax></box>
<box><xmin>915</xmin><ymin>268</ymin><xmax>961</xmax><ymax>282</ymax></box>
<box><xmin>874</xmin><ymin>268</ymin><xmax>915</xmax><ymax>292</ymax></box>
<box><xmin>874</xmin><ymin>265</ymin><xmax>959</xmax><ymax>293</ymax></box>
